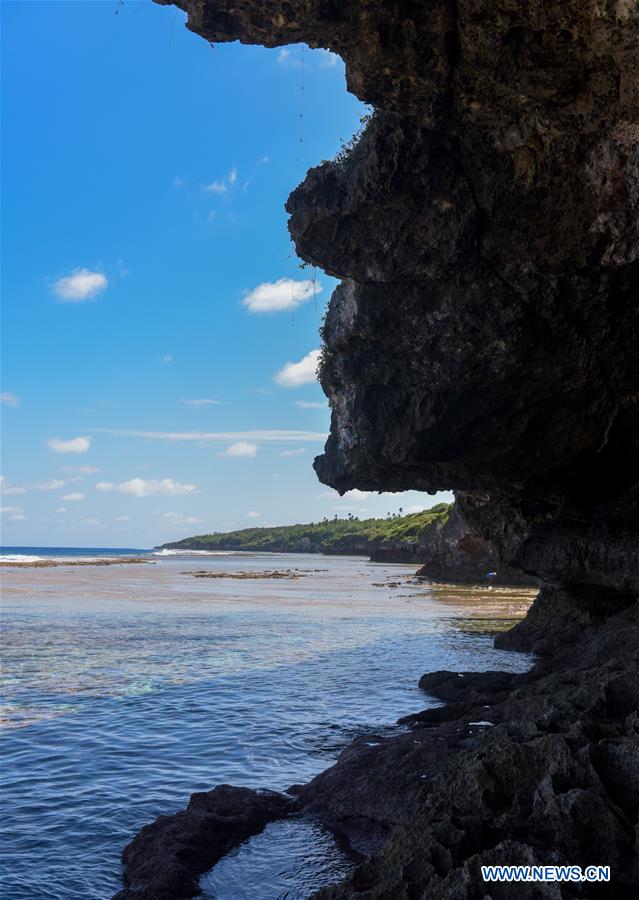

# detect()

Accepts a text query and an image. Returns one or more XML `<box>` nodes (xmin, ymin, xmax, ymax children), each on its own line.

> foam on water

<box><xmin>0</xmin><ymin>554</ymin><xmax>46</xmax><ymax>562</ymax></box>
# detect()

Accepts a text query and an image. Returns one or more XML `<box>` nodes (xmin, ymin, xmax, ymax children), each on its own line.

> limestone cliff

<box><xmin>120</xmin><ymin>3</ymin><xmax>639</xmax><ymax>897</ymax></box>
<box><xmin>156</xmin><ymin>0</ymin><xmax>639</xmax><ymax>598</ymax></box>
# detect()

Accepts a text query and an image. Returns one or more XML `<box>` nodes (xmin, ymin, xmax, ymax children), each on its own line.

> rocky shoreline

<box><xmin>132</xmin><ymin>0</ymin><xmax>638</xmax><ymax>895</ymax></box>
<box><xmin>163</xmin><ymin>504</ymin><xmax>538</xmax><ymax>587</ymax></box>
<box><xmin>114</xmin><ymin>589</ymin><xmax>638</xmax><ymax>899</ymax></box>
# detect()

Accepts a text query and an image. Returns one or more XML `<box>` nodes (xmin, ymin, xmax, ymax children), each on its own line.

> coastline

<box><xmin>116</xmin><ymin>588</ymin><xmax>638</xmax><ymax>899</ymax></box>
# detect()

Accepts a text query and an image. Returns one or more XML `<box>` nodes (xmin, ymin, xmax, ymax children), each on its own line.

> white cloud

<box><xmin>1</xmin><ymin>505</ymin><xmax>23</xmax><ymax>516</ymax></box>
<box><xmin>96</xmin><ymin>428</ymin><xmax>327</xmax><ymax>445</ymax></box>
<box><xmin>36</xmin><ymin>480</ymin><xmax>66</xmax><ymax>491</ymax></box>
<box><xmin>61</xmin><ymin>493</ymin><xmax>85</xmax><ymax>501</ymax></box>
<box><xmin>204</xmin><ymin>180</ymin><xmax>226</xmax><ymax>194</ymax></box>
<box><xmin>81</xmin><ymin>517</ymin><xmax>100</xmax><ymax>526</ymax></box>
<box><xmin>61</xmin><ymin>465</ymin><xmax>100</xmax><ymax>474</ymax></box>
<box><xmin>54</xmin><ymin>507</ymin><xmax>68</xmax><ymax>513</ymax></box>
<box><xmin>246</xmin><ymin>510</ymin><xmax>261</xmax><ymax>519</ymax></box>
<box><xmin>115</xmin><ymin>515</ymin><xmax>131</xmax><ymax>522</ymax></box>
<box><xmin>96</xmin><ymin>478</ymin><xmax>198</xmax><ymax>498</ymax></box>
<box><xmin>160</xmin><ymin>354</ymin><xmax>174</xmax><ymax>364</ymax></box>
<box><xmin>173</xmin><ymin>175</ymin><xmax>184</xmax><ymax>188</ymax></box>
<box><xmin>320</xmin><ymin>488</ymin><xmax>371</xmax><ymax>503</ymax></box>
<box><xmin>225</xmin><ymin>442</ymin><xmax>258</xmax><ymax>458</ymax></box>
<box><xmin>1</xmin><ymin>478</ymin><xmax>66</xmax><ymax>495</ymax></box>
<box><xmin>47</xmin><ymin>435</ymin><xmax>92</xmax><ymax>454</ymax></box>
<box><xmin>204</xmin><ymin>167</ymin><xmax>238</xmax><ymax>194</ymax></box>
<box><xmin>274</xmin><ymin>349</ymin><xmax>321</xmax><ymax>387</ymax></box>
<box><xmin>279</xmin><ymin>448</ymin><xmax>306</xmax><ymax>457</ymax></box>
<box><xmin>1</xmin><ymin>391</ymin><xmax>21</xmax><ymax>407</ymax></box>
<box><xmin>345</xmin><ymin>489</ymin><xmax>371</xmax><ymax>500</ymax></box>
<box><xmin>294</xmin><ymin>400</ymin><xmax>327</xmax><ymax>409</ymax></box>
<box><xmin>242</xmin><ymin>278</ymin><xmax>322</xmax><ymax>314</ymax></box>
<box><xmin>278</xmin><ymin>48</ymin><xmax>291</xmax><ymax>64</ymax></box>
<box><xmin>53</xmin><ymin>268</ymin><xmax>107</xmax><ymax>302</ymax></box>
<box><xmin>181</xmin><ymin>398</ymin><xmax>221</xmax><ymax>407</ymax></box>
<box><xmin>161</xmin><ymin>511</ymin><xmax>203</xmax><ymax>525</ymax></box>
<box><xmin>404</xmin><ymin>504</ymin><xmax>427</xmax><ymax>514</ymax></box>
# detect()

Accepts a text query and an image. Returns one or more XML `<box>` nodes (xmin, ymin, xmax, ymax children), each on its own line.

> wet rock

<box><xmin>311</xmin><ymin>595</ymin><xmax>639</xmax><ymax>898</ymax></box>
<box><xmin>113</xmin><ymin>785</ymin><xmax>297</xmax><ymax>900</ymax></box>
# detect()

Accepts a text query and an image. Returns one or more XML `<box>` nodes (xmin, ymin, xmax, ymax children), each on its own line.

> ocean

<box><xmin>0</xmin><ymin>549</ymin><xmax>535</xmax><ymax>899</ymax></box>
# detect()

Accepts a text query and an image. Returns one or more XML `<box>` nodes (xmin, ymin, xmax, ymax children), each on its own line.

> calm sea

<box><xmin>0</xmin><ymin>550</ymin><xmax>535</xmax><ymax>899</ymax></box>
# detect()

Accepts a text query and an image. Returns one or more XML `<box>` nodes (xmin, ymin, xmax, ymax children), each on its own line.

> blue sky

<box><xmin>1</xmin><ymin>0</ymin><xmax>452</xmax><ymax>548</ymax></box>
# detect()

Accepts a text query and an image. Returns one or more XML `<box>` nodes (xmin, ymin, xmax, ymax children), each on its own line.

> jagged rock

<box><xmin>310</xmin><ymin>593</ymin><xmax>639</xmax><ymax>898</ymax></box>
<box><xmin>136</xmin><ymin>2</ymin><xmax>639</xmax><ymax>898</ymax></box>
<box><xmin>414</xmin><ymin>504</ymin><xmax>536</xmax><ymax>584</ymax></box>
<box><xmin>113</xmin><ymin>786</ymin><xmax>297</xmax><ymax>900</ymax></box>
<box><xmin>155</xmin><ymin>0</ymin><xmax>639</xmax><ymax>596</ymax></box>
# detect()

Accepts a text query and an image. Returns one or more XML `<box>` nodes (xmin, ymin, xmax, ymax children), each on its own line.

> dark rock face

<box><xmin>135</xmin><ymin>2</ymin><xmax>639</xmax><ymax>898</ymax></box>
<box><xmin>309</xmin><ymin>592</ymin><xmax>639</xmax><ymax>898</ymax></box>
<box><xmin>113</xmin><ymin>786</ymin><xmax>297</xmax><ymax>900</ymax></box>
<box><xmin>414</xmin><ymin>503</ymin><xmax>536</xmax><ymax>584</ymax></box>
<box><xmin>156</xmin><ymin>0</ymin><xmax>639</xmax><ymax>596</ymax></box>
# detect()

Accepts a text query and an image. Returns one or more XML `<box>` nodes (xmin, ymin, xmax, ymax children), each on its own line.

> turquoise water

<box><xmin>0</xmin><ymin>553</ymin><xmax>534</xmax><ymax>899</ymax></box>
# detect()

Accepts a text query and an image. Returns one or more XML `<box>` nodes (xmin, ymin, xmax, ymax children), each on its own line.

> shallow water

<box><xmin>0</xmin><ymin>553</ymin><xmax>535</xmax><ymax>899</ymax></box>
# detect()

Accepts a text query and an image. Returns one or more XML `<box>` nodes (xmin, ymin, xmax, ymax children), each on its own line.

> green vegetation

<box><xmin>160</xmin><ymin>503</ymin><xmax>452</xmax><ymax>556</ymax></box>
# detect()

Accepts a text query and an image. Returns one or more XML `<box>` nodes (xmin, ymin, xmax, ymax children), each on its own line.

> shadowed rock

<box><xmin>113</xmin><ymin>786</ymin><xmax>297</xmax><ymax>900</ymax></box>
<box><xmin>132</xmin><ymin>2</ymin><xmax>639</xmax><ymax>897</ymax></box>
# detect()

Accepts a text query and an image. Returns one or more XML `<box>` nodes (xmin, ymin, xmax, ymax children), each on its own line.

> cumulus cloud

<box><xmin>225</xmin><ymin>442</ymin><xmax>258</xmax><ymax>458</ymax></box>
<box><xmin>181</xmin><ymin>398</ymin><xmax>221</xmax><ymax>407</ymax></box>
<box><xmin>61</xmin><ymin>493</ymin><xmax>85</xmax><ymax>501</ymax></box>
<box><xmin>47</xmin><ymin>435</ymin><xmax>92</xmax><ymax>454</ymax></box>
<box><xmin>53</xmin><ymin>269</ymin><xmax>107</xmax><ymax>302</ymax></box>
<box><xmin>96</xmin><ymin>478</ymin><xmax>198</xmax><ymax>498</ymax></box>
<box><xmin>274</xmin><ymin>349</ymin><xmax>321</xmax><ymax>387</ymax></box>
<box><xmin>279</xmin><ymin>448</ymin><xmax>306</xmax><ymax>457</ymax></box>
<box><xmin>1</xmin><ymin>391</ymin><xmax>21</xmax><ymax>407</ymax></box>
<box><xmin>242</xmin><ymin>278</ymin><xmax>322</xmax><ymax>314</ymax></box>
<box><xmin>294</xmin><ymin>400</ymin><xmax>327</xmax><ymax>409</ymax></box>
<box><xmin>115</xmin><ymin>515</ymin><xmax>131</xmax><ymax>522</ymax></box>
<box><xmin>160</xmin><ymin>354</ymin><xmax>174</xmax><ymax>364</ymax></box>
<box><xmin>246</xmin><ymin>510</ymin><xmax>261</xmax><ymax>519</ymax></box>
<box><xmin>320</xmin><ymin>488</ymin><xmax>371</xmax><ymax>503</ymax></box>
